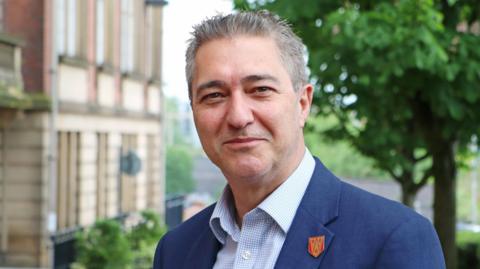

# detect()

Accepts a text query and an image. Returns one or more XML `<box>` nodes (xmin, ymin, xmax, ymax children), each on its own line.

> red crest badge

<box><xmin>308</xmin><ymin>235</ymin><xmax>325</xmax><ymax>258</ymax></box>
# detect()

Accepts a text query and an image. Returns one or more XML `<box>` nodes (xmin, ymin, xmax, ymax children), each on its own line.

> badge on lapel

<box><xmin>308</xmin><ymin>235</ymin><xmax>325</xmax><ymax>258</ymax></box>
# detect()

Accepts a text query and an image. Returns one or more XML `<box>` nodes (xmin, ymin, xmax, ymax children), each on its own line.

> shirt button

<box><xmin>242</xmin><ymin>250</ymin><xmax>251</xmax><ymax>260</ymax></box>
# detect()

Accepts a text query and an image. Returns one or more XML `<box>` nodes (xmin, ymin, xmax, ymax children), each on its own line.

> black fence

<box><xmin>51</xmin><ymin>226</ymin><xmax>82</xmax><ymax>269</ymax></box>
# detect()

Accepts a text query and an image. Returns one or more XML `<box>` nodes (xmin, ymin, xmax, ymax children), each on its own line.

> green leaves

<box><xmin>166</xmin><ymin>145</ymin><xmax>195</xmax><ymax>195</ymax></box>
<box><xmin>238</xmin><ymin>0</ymin><xmax>480</xmax><ymax>187</ymax></box>
<box><xmin>75</xmin><ymin>220</ymin><xmax>133</xmax><ymax>269</ymax></box>
<box><xmin>74</xmin><ymin>211</ymin><xmax>167</xmax><ymax>269</ymax></box>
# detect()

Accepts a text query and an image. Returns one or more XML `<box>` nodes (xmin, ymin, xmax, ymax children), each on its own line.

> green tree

<box><xmin>165</xmin><ymin>97</ymin><xmax>191</xmax><ymax>145</ymax></box>
<box><xmin>166</xmin><ymin>145</ymin><xmax>195</xmax><ymax>194</ymax></box>
<box><xmin>305</xmin><ymin>115</ymin><xmax>388</xmax><ymax>180</ymax></box>
<box><xmin>165</xmin><ymin>96</ymin><xmax>197</xmax><ymax>194</ymax></box>
<box><xmin>235</xmin><ymin>1</ymin><xmax>480</xmax><ymax>267</ymax></box>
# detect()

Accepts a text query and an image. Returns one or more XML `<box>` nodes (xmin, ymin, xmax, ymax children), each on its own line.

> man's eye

<box><xmin>201</xmin><ymin>92</ymin><xmax>224</xmax><ymax>102</ymax></box>
<box><xmin>254</xmin><ymin>87</ymin><xmax>273</xmax><ymax>95</ymax></box>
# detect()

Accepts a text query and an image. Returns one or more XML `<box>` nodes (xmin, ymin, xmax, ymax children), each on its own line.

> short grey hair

<box><xmin>185</xmin><ymin>10</ymin><xmax>308</xmax><ymax>100</ymax></box>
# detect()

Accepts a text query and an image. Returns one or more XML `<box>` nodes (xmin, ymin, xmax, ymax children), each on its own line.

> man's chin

<box><xmin>221</xmin><ymin>158</ymin><xmax>270</xmax><ymax>180</ymax></box>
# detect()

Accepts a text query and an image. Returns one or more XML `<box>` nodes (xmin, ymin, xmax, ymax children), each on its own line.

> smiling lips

<box><xmin>223</xmin><ymin>137</ymin><xmax>265</xmax><ymax>149</ymax></box>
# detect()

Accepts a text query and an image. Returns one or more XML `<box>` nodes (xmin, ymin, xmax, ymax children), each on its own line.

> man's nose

<box><xmin>225</xmin><ymin>93</ymin><xmax>254</xmax><ymax>129</ymax></box>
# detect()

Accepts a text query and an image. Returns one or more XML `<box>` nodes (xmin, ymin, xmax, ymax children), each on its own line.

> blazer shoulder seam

<box><xmin>372</xmin><ymin>214</ymin><xmax>421</xmax><ymax>266</ymax></box>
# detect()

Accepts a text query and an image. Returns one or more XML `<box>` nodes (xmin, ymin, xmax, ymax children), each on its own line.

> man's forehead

<box><xmin>193</xmin><ymin>36</ymin><xmax>283</xmax><ymax>73</ymax></box>
<box><xmin>196</xmin><ymin>34</ymin><xmax>278</xmax><ymax>53</ymax></box>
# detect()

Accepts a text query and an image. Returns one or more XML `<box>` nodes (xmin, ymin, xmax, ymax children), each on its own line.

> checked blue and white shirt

<box><xmin>210</xmin><ymin>149</ymin><xmax>315</xmax><ymax>269</ymax></box>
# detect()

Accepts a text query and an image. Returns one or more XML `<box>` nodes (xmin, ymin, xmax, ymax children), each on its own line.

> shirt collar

<box><xmin>209</xmin><ymin>148</ymin><xmax>316</xmax><ymax>243</ymax></box>
<box><xmin>257</xmin><ymin>149</ymin><xmax>315</xmax><ymax>233</ymax></box>
<box><xmin>209</xmin><ymin>185</ymin><xmax>239</xmax><ymax>244</ymax></box>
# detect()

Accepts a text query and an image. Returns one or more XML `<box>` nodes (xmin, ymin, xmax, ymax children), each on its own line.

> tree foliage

<box><xmin>235</xmin><ymin>0</ymin><xmax>480</xmax><ymax>267</ymax></box>
<box><xmin>166</xmin><ymin>145</ymin><xmax>195</xmax><ymax>194</ymax></box>
<box><xmin>305</xmin><ymin>115</ymin><xmax>388</xmax><ymax>180</ymax></box>
<box><xmin>165</xmin><ymin>96</ymin><xmax>197</xmax><ymax>195</ymax></box>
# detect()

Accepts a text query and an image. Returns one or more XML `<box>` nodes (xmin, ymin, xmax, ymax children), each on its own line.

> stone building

<box><xmin>0</xmin><ymin>0</ymin><xmax>166</xmax><ymax>267</ymax></box>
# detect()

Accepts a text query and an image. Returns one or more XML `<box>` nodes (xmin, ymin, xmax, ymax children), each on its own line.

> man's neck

<box><xmin>227</xmin><ymin>146</ymin><xmax>306</xmax><ymax>227</ymax></box>
<box><xmin>230</xmin><ymin>178</ymin><xmax>280</xmax><ymax>226</ymax></box>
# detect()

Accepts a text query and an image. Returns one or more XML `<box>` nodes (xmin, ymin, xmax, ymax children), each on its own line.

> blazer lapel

<box><xmin>275</xmin><ymin>158</ymin><xmax>341</xmax><ymax>269</ymax></box>
<box><xmin>183</xmin><ymin>222</ymin><xmax>221</xmax><ymax>269</ymax></box>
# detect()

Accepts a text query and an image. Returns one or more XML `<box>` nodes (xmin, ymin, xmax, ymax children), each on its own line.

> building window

<box><xmin>57</xmin><ymin>0</ymin><xmax>87</xmax><ymax>58</ymax></box>
<box><xmin>146</xmin><ymin>135</ymin><xmax>158</xmax><ymax>208</ymax></box>
<box><xmin>96</xmin><ymin>133</ymin><xmax>108</xmax><ymax>218</ymax></box>
<box><xmin>57</xmin><ymin>132</ymin><xmax>80</xmax><ymax>230</ymax></box>
<box><xmin>146</xmin><ymin>7</ymin><xmax>162</xmax><ymax>81</ymax></box>
<box><xmin>95</xmin><ymin>0</ymin><xmax>115</xmax><ymax>67</ymax></box>
<box><xmin>120</xmin><ymin>0</ymin><xmax>145</xmax><ymax>75</ymax></box>
<box><xmin>120</xmin><ymin>134</ymin><xmax>137</xmax><ymax>212</ymax></box>
<box><xmin>120</xmin><ymin>0</ymin><xmax>134</xmax><ymax>73</ymax></box>
<box><xmin>95</xmin><ymin>0</ymin><xmax>105</xmax><ymax>65</ymax></box>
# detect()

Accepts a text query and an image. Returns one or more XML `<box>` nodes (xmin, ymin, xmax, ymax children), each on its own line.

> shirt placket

<box><xmin>233</xmin><ymin>210</ymin><xmax>266</xmax><ymax>269</ymax></box>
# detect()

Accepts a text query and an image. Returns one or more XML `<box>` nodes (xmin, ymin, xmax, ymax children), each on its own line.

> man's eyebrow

<box><xmin>241</xmin><ymin>74</ymin><xmax>279</xmax><ymax>84</ymax></box>
<box><xmin>195</xmin><ymin>74</ymin><xmax>279</xmax><ymax>92</ymax></box>
<box><xmin>196</xmin><ymin>80</ymin><xmax>227</xmax><ymax>92</ymax></box>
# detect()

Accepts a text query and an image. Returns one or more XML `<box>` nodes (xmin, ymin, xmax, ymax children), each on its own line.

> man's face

<box><xmin>191</xmin><ymin>35</ymin><xmax>312</xmax><ymax>187</ymax></box>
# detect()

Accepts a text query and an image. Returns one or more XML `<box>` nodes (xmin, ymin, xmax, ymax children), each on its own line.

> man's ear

<box><xmin>298</xmin><ymin>84</ymin><xmax>314</xmax><ymax>128</ymax></box>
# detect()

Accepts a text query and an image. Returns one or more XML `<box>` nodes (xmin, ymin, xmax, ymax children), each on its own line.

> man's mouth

<box><xmin>223</xmin><ymin>137</ymin><xmax>265</xmax><ymax>148</ymax></box>
<box><xmin>224</xmin><ymin>137</ymin><xmax>262</xmax><ymax>144</ymax></box>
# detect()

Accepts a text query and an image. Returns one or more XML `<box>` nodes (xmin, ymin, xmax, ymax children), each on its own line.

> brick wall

<box><xmin>3</xmin><ymin>0</ymin><xmax>45</xmax><ymax>93</ymax></box>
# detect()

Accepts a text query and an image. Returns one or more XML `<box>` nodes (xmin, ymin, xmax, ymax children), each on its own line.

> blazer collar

<box><xmin>274</xmin><ymin>157</ymin><xmax>341</xmax><ymax>269</ymax></box>
<box><xmin>183</xmin><ymin>206</ymin><xmax>222</xmax><ymax>269</ymax></box>
<box><xmin>182</xmin><ymin>157</ymin><xmax>342</xmax><ymax>269</ymax></box>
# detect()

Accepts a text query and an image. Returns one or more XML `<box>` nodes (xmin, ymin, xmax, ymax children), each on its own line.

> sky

<box><xmin>162</xmin><ymin>0</ymin><xmax>233</xmax><ymax>102</ymax></box>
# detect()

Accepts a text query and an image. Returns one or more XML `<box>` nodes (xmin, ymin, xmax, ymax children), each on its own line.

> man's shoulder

<box><xmin>166</xmin><ymin>202</ymin><xmax>216</xmax><ymax>240</ymax></box>
<box><xmin>154</xmin><ymin>203</ymin><xmax>219</xmax><ymax>269</ymax></box>
<box><xmin>156</xmin><ymin>203</ymin><xmax>216</xmax><ymax>257</ymax></box>
<box><xmin>309</xmin><ymin>158</ymin><xmax>424</xmax><ymax>226</ymax></box>
<box><xmin>339</xmin><ymin>180</ymin><xmax>423</xmax><ymax>223</ymax></box>
<box><xmin>309</xmin><ymin>157</ymin><xmax>424</xmax><ymax>225</ymax></box>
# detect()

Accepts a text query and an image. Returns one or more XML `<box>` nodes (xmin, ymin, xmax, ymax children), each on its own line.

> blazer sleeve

<box><xmin>374</xmin><ymin>216</ymin><xmax>446</xmax><ymax>269</ymax></box>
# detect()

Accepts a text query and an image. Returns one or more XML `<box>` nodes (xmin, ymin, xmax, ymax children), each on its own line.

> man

<box><xmin>154</xmin><ymin>11</ymin><xmax>445</xmax><ymax>269</ymax></box>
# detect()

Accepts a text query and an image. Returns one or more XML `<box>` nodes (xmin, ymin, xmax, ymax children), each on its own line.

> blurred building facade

<box><xmin>0</xmin><ymin>0</ymin><xmax>166</xmax><ymax>267</ymax></box>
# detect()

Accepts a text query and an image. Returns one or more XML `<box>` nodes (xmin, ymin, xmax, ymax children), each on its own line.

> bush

<box><xmin>457</xmin><ymin>231</ymin><xmax>480</xmax><ymax>269</ymax></box>
<box><xmin>74</xmin><ymin>220</ymin><xmax>132</xmax><ymax>269</ymax></box>
<box><xmin>73</xmin><ymin>210</ymin><xmax>167</xmax><ymax>269</ymax></box>
<box><xmin>128</xmin><ymin>211</ymin><xmax>167</xmax><ymax>269</ymax></box>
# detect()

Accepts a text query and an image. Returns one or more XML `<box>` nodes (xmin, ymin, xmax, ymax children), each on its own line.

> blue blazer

<box><xmin>154</xmin><ymin>158</ymin><xmax>445</xmax><ymax>268</ymax></box>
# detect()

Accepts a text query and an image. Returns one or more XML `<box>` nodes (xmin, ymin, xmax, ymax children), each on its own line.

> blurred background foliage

<box><xmin>166</xmin><ymin>145</ymin><xmax>195</xmax><ymax>195</ymax></box>
<box><xmin>72</xmin><ymin>210</ymin><xmax>167</xmax><ymax>269</ymax></box>
<box><xmin>165</xmin><ymin>96</ymin><xmax>197</xmax><ymax>195</ymax></box>
<box><xmin>305</xmin><ymin>115</ymin><xmax>388</xmax><ymax>179</ymax></box>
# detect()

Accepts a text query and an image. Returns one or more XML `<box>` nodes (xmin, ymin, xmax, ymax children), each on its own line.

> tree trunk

<box><xmin>401</xmin><ymin>184</ymin><xmax>416</xmax><ymax>208</ymax></box>
<box><xmin>432</xmin><ymin>143</ymin><xmax>457</xmax><ymax>269</ymax></box>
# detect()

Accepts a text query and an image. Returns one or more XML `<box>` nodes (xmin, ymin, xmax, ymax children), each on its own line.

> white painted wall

<box><xmin>122</xmin><ymin>78</ymin><xmax>144</xmax><ymax>112</ymax></box>
<box><xmin>97</xmin><ymin>73</ymin><xmax>116</xmax><ymax>107</ymax></box>
<box><xmin>147</xmin><ymin>85</ymin><xmax>161</xmax><ymax>115</ymax></box>
<box><xmin>58</xmin><ymin>64</ymin><xmax>88</xmax><ymax>103</ymax></box>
